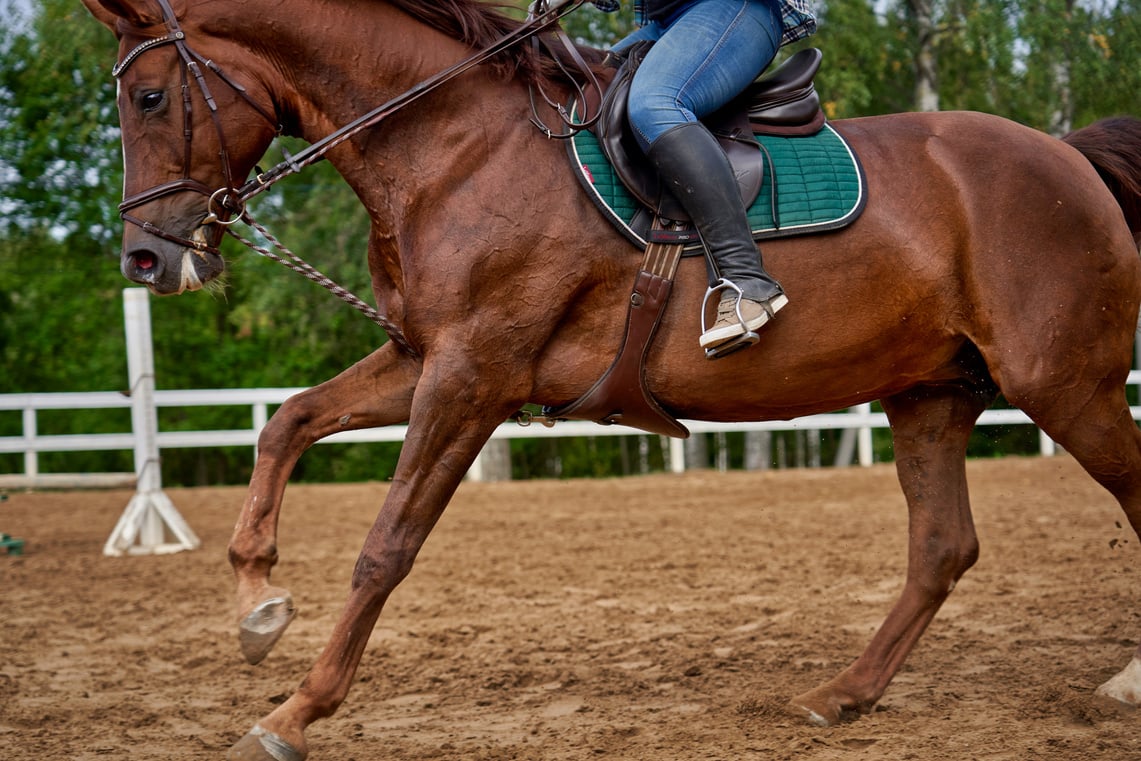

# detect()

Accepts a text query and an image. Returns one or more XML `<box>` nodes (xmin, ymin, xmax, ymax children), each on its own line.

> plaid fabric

<box><xmin>775</xmin><ymin>0</ymin><xmax>817</xmax><ymax>45</ymax></box>
<box><xmin>625</xmin><ymin>1</ymin><xmax>817</xmax><ymax>47</ymax></box>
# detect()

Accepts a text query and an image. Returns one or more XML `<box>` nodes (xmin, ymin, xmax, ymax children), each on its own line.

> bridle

<box><xmin>113</xmin><ymin>0</ymin><xmax>280</xmax><ymax>256</ymax></box>
<box><xmin>109</xmin><ymin>0</ymin><xmax>598</xmax><ymax>352</ymax></box>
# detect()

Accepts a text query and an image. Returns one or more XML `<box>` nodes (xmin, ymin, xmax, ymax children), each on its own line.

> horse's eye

<box><xmin>140</xmin><ymin>90</ymin><xmax>166</xmax><ymax>112</ymax></box>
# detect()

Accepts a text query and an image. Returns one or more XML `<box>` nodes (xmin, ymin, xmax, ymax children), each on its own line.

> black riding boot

<box><xmin>647</xmin><ymin>122</ymin><xmax>787</xmax><ymax>356</ymax></box>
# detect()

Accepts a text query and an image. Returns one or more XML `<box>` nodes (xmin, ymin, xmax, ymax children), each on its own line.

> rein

<box><xmin>230</xmin><ymin>0</ymin><xmax>597</xmax><ymax>205</ymax></box>
<box><xmin>111</xmin><ymin>0</ymin><xmax>599</xmax><ymax>354</ymax></box>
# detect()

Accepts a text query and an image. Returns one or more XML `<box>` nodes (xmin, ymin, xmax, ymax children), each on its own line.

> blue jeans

<box><xmin>613</xmin><ymin>0</ymin><xmax>783</xmax><ymax>152</ymax></box>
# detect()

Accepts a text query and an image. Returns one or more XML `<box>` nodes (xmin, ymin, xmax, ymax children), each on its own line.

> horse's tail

<box><xmin>1063</xmin><ymin>116</ymin><xmax>1141</xmax><ymax>244</ymax></box>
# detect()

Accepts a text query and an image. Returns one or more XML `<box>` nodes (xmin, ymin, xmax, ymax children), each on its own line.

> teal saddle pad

<box><xmin>568</xmin><ymin>123</ymin><xmax>867</xmax><ymax>249</ymax></box>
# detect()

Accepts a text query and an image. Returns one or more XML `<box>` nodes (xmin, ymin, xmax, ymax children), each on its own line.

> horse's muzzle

<box><xmin>121</xmin><ymin>231</ymin><xmax>225</xmax><ymax>295</ymax></box>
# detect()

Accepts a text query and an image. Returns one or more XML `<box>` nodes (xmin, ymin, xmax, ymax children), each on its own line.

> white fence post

<box><xmin>669</xmin><ymin>437</ymin><xmax>685</xmax><ymax>473</ymax></box>
<box><xmin>855</xmin><ymin>403</ymin><xmax>874</xmax><ymax>466</ymax></box>
<box><xmin>252</xmin><ymin>402</ymin><xmax>269</xmax><ymax>465</ymax></box>
<box><xmin>103</xmin><ymin>289</ymin><xmax>200</xmax><ymax>557</ymax></box>
<box><xmin>21</xmin><ymin>407</ymin><xmax>37</xmax><ymax>480</ymax></box>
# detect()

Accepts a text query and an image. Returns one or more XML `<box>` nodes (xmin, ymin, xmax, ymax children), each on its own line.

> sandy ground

<box><xmin>1</xmin><ymin>455</ymin><xmax>1139</xmax><ymax>760</ymax></box>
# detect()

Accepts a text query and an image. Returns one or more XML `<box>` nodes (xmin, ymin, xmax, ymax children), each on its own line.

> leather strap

<box><xmin>544</xmin><ymin>220</ymin><xmax>690</xmax><ymax>438</ymax></box>
<box><xmin>526</xmin><ymin>1</ymin><xmax>605</xmax><ymax>138</ymax></box>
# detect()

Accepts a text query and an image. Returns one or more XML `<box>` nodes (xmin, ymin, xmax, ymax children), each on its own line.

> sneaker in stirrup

<box><xmin>699</xmin><ymin>284</ymin><xmax>788</xmax><ymax>351</ymax></box>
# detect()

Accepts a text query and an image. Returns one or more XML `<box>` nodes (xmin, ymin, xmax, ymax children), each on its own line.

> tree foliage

<box><xmin>0</xmin><ymin>0</ymin><xmax>121</xmax><ymax>238</ymax></box>
<box><xmin>2</xmin><ymin>0</ymin><xmax>1138</xmax><ymax>483</ymax></box>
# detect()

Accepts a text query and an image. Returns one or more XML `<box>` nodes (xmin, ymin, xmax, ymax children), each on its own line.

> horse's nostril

<box><xmin>123</xmin><ymin>249</ymin><xmax>164</xmax><ymax>284</ymax></box>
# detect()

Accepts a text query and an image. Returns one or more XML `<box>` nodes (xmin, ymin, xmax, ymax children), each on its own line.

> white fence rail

<box><xmin>10</xmin><ymin>292</ymin><xmax>1141</xmax><ymax>486</ymax></box>
<box><xmin>2</xmin><ymin>289</ymin><xmax>1139</xmax><ymax>553</ymax></box>
<box><xmin>2</xmin><ymin>388</ymin><xmax>1087</xmax><ymax>482</ymax></box>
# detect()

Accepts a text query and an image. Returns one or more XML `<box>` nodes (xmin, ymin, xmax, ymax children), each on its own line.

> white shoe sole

<box><xmin>699</xmin><ymin>293</ymin><xmax>788</xmax><ymax>349</ymax></box>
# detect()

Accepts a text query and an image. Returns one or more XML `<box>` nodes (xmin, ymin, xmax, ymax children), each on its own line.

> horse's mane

<box><xmin>384</xmin><ymin>0</ymin><xmax>605</xmax><ymax>84</ymax></box>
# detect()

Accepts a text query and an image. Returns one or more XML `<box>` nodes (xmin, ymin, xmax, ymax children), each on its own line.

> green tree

<box><xmin>5</xmin><ymin>0</ymin><xmax>1139</xmax><ymax>484</ymax></box>
<box><xmin>0</xmin><ymin>0</ymin><xmax>127</xmax><ymax>399</ymax></box>
<box><xmin>1068</xmin><ymin>0</ymin><xmax>1141</xmax><ymax>130</ymax></box>
<box><xmin>0</xmin><ymin>0</ymin><xmax>121</xmax><ymax>240</ymax></box>
<box><xmin>562</xmin><ymin>1</ymin><xmax>637</xmax><ymax>46</ymax></box>
<box><xmin>813</xmin><ymin>0</ymin><xmax>903</xmax><ymax>117</ymax></box>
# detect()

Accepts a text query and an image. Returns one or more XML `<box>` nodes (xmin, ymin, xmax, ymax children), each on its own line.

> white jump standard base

<box><xmin>103</xmin><ymin>289</ymin><xmax>199</xmax><ymax>557</ymax></box>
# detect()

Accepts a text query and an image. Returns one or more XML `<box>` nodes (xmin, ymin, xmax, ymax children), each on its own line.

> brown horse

<box><xmin>82</xmin><ymin>0</ymin><xmax>1141</xmax><ymax>758</ymax></box>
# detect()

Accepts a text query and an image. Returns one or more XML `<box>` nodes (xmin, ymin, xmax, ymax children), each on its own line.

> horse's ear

<box><xmin>80</xmin><ymin>0</ymin><xmax>154</xmax><ymax>33</ymax></box>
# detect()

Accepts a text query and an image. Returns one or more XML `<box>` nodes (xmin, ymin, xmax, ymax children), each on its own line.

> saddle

<box><xmin>542</xmin><ymin>47</ymin><xmax>830</xmax><ymax>438</ymax></box>
<box><xmin>596</xmin><ymin>45</ymin><xmax>825</xmax><ymax>225</ymax></box>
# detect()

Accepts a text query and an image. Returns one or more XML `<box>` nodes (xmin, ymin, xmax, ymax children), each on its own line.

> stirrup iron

<box><xmin>700</xmin><ymin>279</ymin><xmax>761</xmax><ymax>359</ymax></box>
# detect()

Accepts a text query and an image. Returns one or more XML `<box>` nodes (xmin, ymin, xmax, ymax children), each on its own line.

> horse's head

<box><xmin>83</xmin><ymin>0</ymin><xmax>280</xmax><ymax>294</ymax></box>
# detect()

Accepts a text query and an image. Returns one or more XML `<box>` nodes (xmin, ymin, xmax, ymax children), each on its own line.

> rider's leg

<box><xmin>626</xmin><ymin>0</ymin><xmax>786</xmax><ymax>353</ymax></box>
<box><xmin>647</xmin><ymin>122</ymin><xmax>787</xmax><ymax>350</ymax></box>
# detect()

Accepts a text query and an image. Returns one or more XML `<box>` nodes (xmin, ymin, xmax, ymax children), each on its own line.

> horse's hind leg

<box><xmin>789</xmin><ymin>381</ymin><xmax>993</xmax><ymax>725</ymax></box>
<box><xmin>1011</xmin><ymin>370</ymin><xmax>1141</xmax><ymax>706</ymax></box>
<box><xmin>229</xmin><ymin>343</ymin><xmax>420</xmax><ymax>664</ymax></box>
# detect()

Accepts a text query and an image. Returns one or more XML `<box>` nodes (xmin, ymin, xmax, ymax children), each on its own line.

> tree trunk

<box><xmin>1047</xmin><ymin>0</ymin><xmax>1076</xmax><ymax>137</ymax></box>
<box><xmin>685</xmin><ymin>433</ymin><xmax>709</xmax><ymax>470</ymax></box>
<box><xmin>909</xmin><ymin>0</ymin><xmax>940</xmax><ymax>112</ymax></box>
<box><xmin>473</xmin><ymin>439</ymin><xmax>512</xmax><ymax>482</ymax></box>
<box><xmin>744</xmin><ymin>431</ymin><xmax>771</xmax><ymax>470</ymax></box>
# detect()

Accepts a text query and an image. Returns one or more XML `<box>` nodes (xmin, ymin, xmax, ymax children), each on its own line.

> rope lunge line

<box><xmin>223</xmin><ymin>216</ymin><xmax>391</xmax><ymax>335</ymax></box>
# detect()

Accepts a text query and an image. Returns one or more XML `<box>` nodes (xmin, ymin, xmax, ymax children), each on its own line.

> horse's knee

<box><xmin>257</xmin><ymin>394</ymin><xmax>319</xmax><ymax>456</ymax></box>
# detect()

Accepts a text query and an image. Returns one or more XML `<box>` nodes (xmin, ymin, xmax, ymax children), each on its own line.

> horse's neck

<box><xmin>236</xmin><ymin>0</ymin><xmax>584</xmax><ymax>319</ymax></box>
<box><xmin>260</xmin><ymin>2</ymin><xmax>540</xmax><ymax>224</ymax></box>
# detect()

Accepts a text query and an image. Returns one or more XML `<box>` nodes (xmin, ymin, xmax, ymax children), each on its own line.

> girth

<box><xmin>542</xmin><ymin>218</ymin><xmax>691</xmax><ymax>437</ymax></box>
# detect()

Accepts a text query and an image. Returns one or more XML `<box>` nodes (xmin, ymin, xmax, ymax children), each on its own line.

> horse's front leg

<box><xmin>229</xmin><ymin>343</ymin><xmax>421</xmax><ymax>665</ymax></box>
<box><xmin>788</xmin><ymin>383</ymin><xmax>992</xmax><ymax>725</ymax></box>
<box><xmin>227</xmin><ymin>353</ymin><xmax>526</xmax><ymax>761</ymax></box>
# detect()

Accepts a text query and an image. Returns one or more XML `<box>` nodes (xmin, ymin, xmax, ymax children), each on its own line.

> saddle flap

<box><xmin>595</xmin><ymin>42</ymin><xmax>667</xmax><ymax>214</ymax></box>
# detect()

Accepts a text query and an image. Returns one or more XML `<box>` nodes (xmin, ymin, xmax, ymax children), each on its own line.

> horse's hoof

<box><xmin>1095</xmin><ymin>655</ymin><xmax>1141</xmax><ymax>705</ymax></box>
<box><xmin>786</xmin><ymin>698</ymin><xmax>839</xmax><ymax>727</ymax></box>
<box><xmin>787</xmin><ymin>682</ymin><xmax>852</xmax><ymax>727</ymax></box>
<box><xmin>239</xmin><ymin>594</ymin><xmax>296</xmax><ymax>665</ymax></box>
<box><xmin>227</xmin><ymin>724</ymin><xmax>306</xmax><ymax>761</ymax></box>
